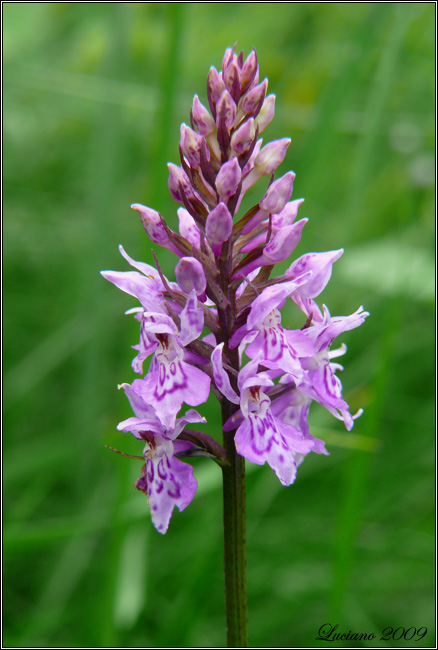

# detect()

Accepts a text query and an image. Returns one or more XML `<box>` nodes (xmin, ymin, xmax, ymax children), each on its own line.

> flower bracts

<box><xmin>102</xmin><ymin>46</ymin><xmax>368</xmax><ymax>533</ymax></box>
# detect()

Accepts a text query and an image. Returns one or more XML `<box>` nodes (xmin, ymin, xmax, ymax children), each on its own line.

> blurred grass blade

<box><xmin>15</xmin><ymin>480</ymin><xmax>107</xmax><ymax>645</ymax></box>
<box><xmin>330</xmin><ymin>297</ymin><xmax>404</xmax><ymax>624</ymax></box>
<box><xmin>4</xmin><ymin>314</ymin><xmax>91</xmax><ymax>404</ymax></box>
<box><xmin>113</xmin><ymin>525</ymin><xmax>149</xmax><ymax>630</ymax></box>
<box><xmin>339</xmin><ymin>238</ymin><xmax>435</xmax><ymax>302</ymax></box>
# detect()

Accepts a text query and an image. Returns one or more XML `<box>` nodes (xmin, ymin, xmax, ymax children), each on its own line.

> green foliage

<box><xmin>4</xmin><ymin>3</ymin><xmax>435</xmax><ymax>647</ymax></box>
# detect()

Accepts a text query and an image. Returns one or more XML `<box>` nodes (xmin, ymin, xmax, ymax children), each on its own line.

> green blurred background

<box><xmin>3</xmin><ymin>3</ymin><xmax>435</xmax><ymax>648</ymax></box>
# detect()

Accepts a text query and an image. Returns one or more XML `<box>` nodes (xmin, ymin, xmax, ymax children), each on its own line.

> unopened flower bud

<box><xmin>168</xmin><ymin>163</ymin><xmax>198</xmax><ymax>204</ymax></box>
<box><xmin>175</xmin><ymin>257</ymin><xmax>207</xmax><ymax>295</ymax></box>
<box><xmin>255</xmin><ymin>138</ymin><xmax>291</xmax><ymax>174</ymax></box>
<box><xmin>240</xmin><ymin>79</ymin><xmax>268</xmax><ymax>117</ymax></box>
<box><xmin>207</xmin><ymin>66</ymin><xmax>226</xmax><ymax>116</ymax></box>
<box><xmin>255</xmin><ymin>94</ymin><xmax>275</xmax><ymax>134</ymax></box>
<box><xmin>241</xmin><ymin>138</ymin><xmax>291</xmax><ymax>195</ymax></box>
<box><xmin>180</xmin><ymin>123</ymin><xmax>205</xmax><ymax>168</ymax></box>
<box><xmin>223</xmin><ymin>59</ymin><xmax>241</xmax><ymax>97</ymax></box>
<box><xmin>239</xmin><ymin>200</ymin><xmax>303</xmax><ymax>252</ymax></box>
<box><xmin>216</xmin><ymin>157</ymin><xmax>241</xmax><ymax>201</ymax></box>
<box><xmin>131</xmin><ymin>203</ymin><xmax>181</xmax><ymax>256</ymax></box>
<box><xmin>234</xmin><ymin>219</ymin><xmax>308</xmax><ymax>279</ymax></box>
<box><xmin>240</xmin><ymin>172</ymin><xmax>296</xmax><ymax>236</ymax></box>
<box><xmin>263</xmin><ymin>219</ymin><xmax>307</xmax><ymax>264</ymax></box>
<box><xmin>177</xmin><ymin>207</ymin><xmax>201</xmax><ymax>249</ymax></box>
<box><xmin>241</xmin><ymin>49</ymin><xmax>258</xmax><ymax>93</ymax></box>
<box><xmin>215</xmin><ymin>90</ymin><xmax>237</xmax><ymax>130</ymax></box>
<box><xmin>191</xmin><ymin>95</ymin><xmax>216</xmax><ymax>136</ymax></box>
<box><xmin>221</xmin><ymin>47</ymin><xmax>234</xmax><ymax>74</ymax></box>
<box><xmin>260</xmin><ymin>171</ymin><xmax>295</xmax><ymax>214</ymax></box>
<box><xmin>272</xmin><ymin>198</ymin><xmax>304</xmax><ymax>228</ymax></box>
<box><xmin>242</xmin><ymin>138</ymin><xmax>263</xmax><ymax>176</ymax></box>
<box><xmin>230</xmin><ymin>118</ymin><xmax>256</xmax><ymax>156</ymax></box>
<box><xmin>206</xmin><ymin>202</ymin><xmax>233</xmax><ymax>256</ymax></box>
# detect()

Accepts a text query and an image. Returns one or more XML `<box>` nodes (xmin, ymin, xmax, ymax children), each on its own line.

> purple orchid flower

<box><xmin>117</xmin><ymin>383</ymin><xmax>205</xmax><ymax>533</ymax></box>
<box><xmin>271</xmin><ymin>376</ymin><xmax>329</xmax><ymax>456</ymax></box>
<box><xmin>133</xmin><ymin>437</ymin><xmax>197</xmax><ymax>534</ymax></box>
<box><xmin>212</xmin><ymin>349</ymin><xmax>313</xmax><ymax>485</ymax></box>
<box><xmin>130</xmin><ymin>325</ymin><xmax>210</xmax><ymax>430</ymax></box>
<box><xmin>300</xmin><ymin>305</ymin><xmax>369</xmax><ymax>429</ymax></box>
<box><xmin>102</xmin><ymin>46</ymin><xmax>368</xmax><ymax>540</ymax></box>
<box><xmin>230</xmin><ymin>277</ymin><xmax>314</xmax><ymax>383</ymax></box>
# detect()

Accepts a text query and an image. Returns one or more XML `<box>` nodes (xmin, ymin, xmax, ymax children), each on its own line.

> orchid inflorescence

<box><xmin>102</xmin><ymin>46</ymin><xmax>368</xmax><ymax>534</ymax></box>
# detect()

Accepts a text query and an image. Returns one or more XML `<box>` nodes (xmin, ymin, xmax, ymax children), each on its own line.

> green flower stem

<box><xmin>222</xmin><ymin>401</ymin><xmax>248</xmax><ymax>648</ymax></box>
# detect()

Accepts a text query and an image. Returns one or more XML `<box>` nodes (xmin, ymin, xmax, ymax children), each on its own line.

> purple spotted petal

<box><xmin>235</xmin><ymin>411</ymin><xmax>298</xmax><ymax>486</ymax></box>
<box><xmin>271</xmin><ymin>385</ymin><xmax>311</xmax><ymax>435</ymax></box>
<box><xmin>117</xmin><ymin>415</ymin><xmax>162</xmax><ymax>439</ymax></box>
<box><xmin>279</xmin><ymin>419</ymin><xmax>315</xmax><ymax>454</ymax></box>
<box><xmin>101</xmin><ymin>270</ymin><xmax>166</xmax><ymax>313</ymax></box>
<box><xmin>142</xmin><ymin>312</ymin><xmax>178</xmax><ymax>335</ymax></box>
<box><xmin>308</xmin><ymin>363</ymin><xmax>350</xmax><ymax>412</ymax></box>
<box><xmin>307</xmin><ymin>305</ymin><xmax>369</xmax><ymax>353</ymax></box>
<box><xmin>118</xmin><ymin>383</ymin><xmax>206</xmax><ymax>443</ymax></box>
<box><xmin>173</xmin><ymin>409</ymin><xmax>207</xmax><ymax>439</ymax></box>
<box><xmin>285</xmin><ymin>249</ymin><xmax>344</xmax><ymax>298</ymax></box>
<box><xmin>291</xmin><ymin>294</ymin><xmax>325</xmax><ymax>323</ymax></box>
<box><xmin>150</xmin><ymin>452</ymin><xmax>198</xmax><ymax>528</ymax></box>
<box><xmin>237</xmin><ymin>357</ymin><xmax>273</xmax><ymax>393</ymax></box>
<box><xmin>246</xmin><ymin>275</ymin><xmax>313</xmax><ymax>329</ymax></box>
<box><xmin>211</xmin><ymin>343</ymin><xmax>239</xmax><ymax>404</ymax></box>
<box><xmin>179</xmin><ymin>290</ymin><xmax>204</xmax><ymax>346</ymax></box>
<box><xmin>132</xmin><ymin>321</ymin><xmax>158</xmax><ymax>374</ymax></box>
<box><xmin>119</xmin><ymin>382</ymin><xmax>157</xmax><ymax>420</ymax></box>
<box><xmin>118</xmin><ymin>245</ymin><xmax>163</xmax><ymax>284</ymax></box>
<box><xmin>284</xmin><ymin>329</ymin><xmax>314</xmax><ymax>357</ymax></box>
<box><xmin>244</xmin><ymin>326</ymin><xmax>305</xmax><ymax>382</ymax></box>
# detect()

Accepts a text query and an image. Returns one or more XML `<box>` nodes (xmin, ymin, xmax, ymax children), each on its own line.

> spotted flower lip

<box><xmin>133</xmin><ymin>436</ymin><xmax>198</xmax><ymax>534</ymax></box>
<box><xmin>229</xmin><ymin>273</ymin><xmax>313</xmax><ymax>349</ymax></box>
<box><xmin>130</xmin><ymin>334</ymin><xmax>211</xmax><ymax>430</ymax></box>
<box><xmin>117</xmin><ymin>382</ymin><xmax>207</xmax><ymax>441</ymax></box>
<box><xmin>228</xmin><ymin>357</ymin><xmax>314</xmax><ymax>486</ymax></box>
<box><xmin>102</xmin><ymin>45</ymin><xmax>368</xmax><ymax>532</ymax></box>
<box><xmin>117</xmin><ymin>383</ymin><xmax>207</xmax><ymax>533</ymax></box>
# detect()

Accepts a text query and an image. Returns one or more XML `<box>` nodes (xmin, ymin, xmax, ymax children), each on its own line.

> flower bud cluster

<box><xmin>102</xmin><ymin>46</ymin><xmax>368</xmax><ymax>533</ymax></box>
